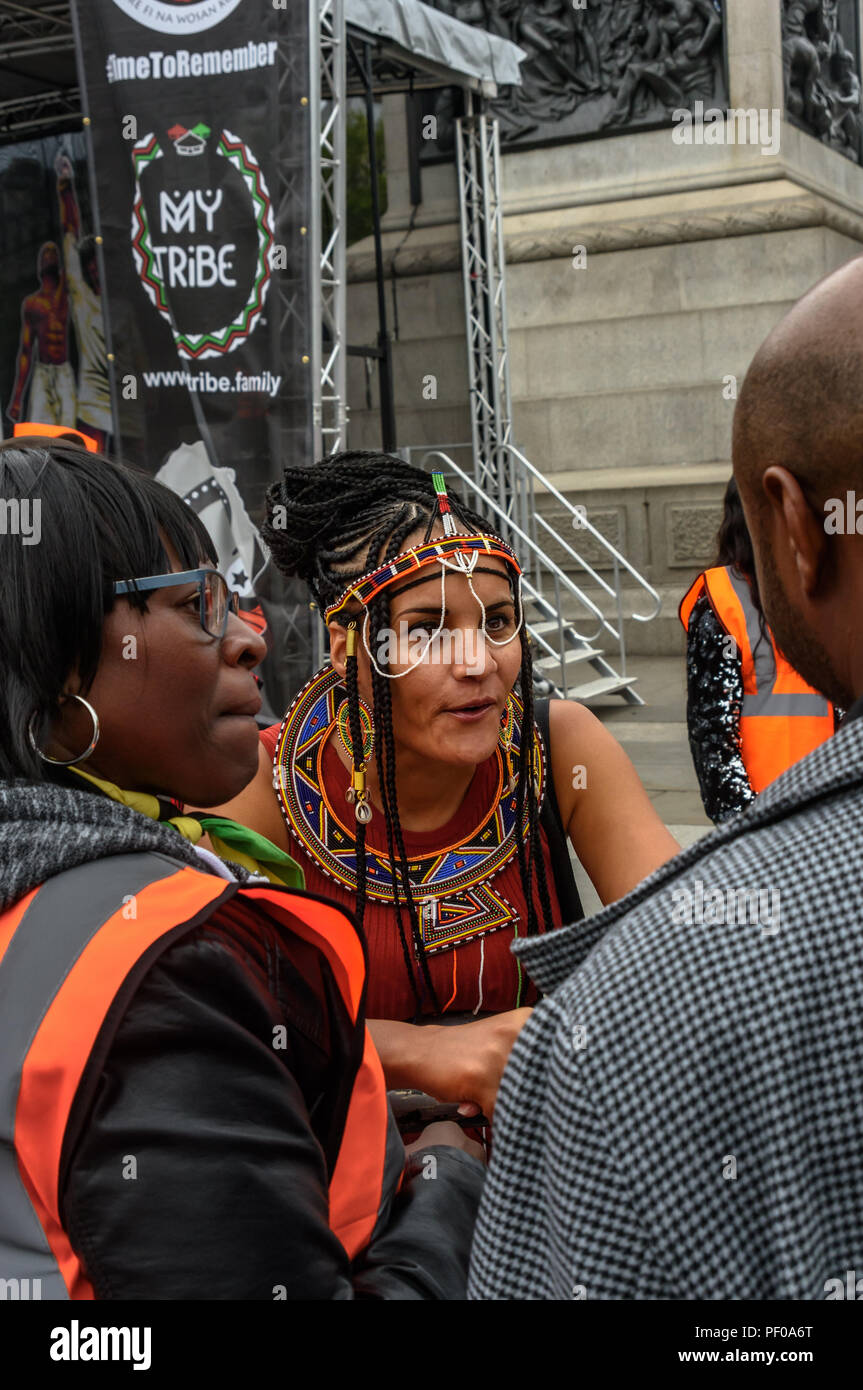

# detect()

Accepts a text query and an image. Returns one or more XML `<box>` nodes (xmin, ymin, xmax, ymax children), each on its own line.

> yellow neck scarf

<box><xmin>67</xmin><ymin>765</ymin><xmax>305</xmax><ymax>890</ymax></box>
<box><xmin>69</xmin><ymin>765</ymin><xmax>205</xmax><ymax>842</ymax></box>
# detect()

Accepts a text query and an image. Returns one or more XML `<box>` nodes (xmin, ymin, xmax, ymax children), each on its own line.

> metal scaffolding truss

<box><xmin>0</xmin><ymin>86</ymin><xmax>80</xmax><ymax>140</ymax></box>
<box><xmin>272</xmin><ymin>0</ymin><xmax>316</xmax><ymax>454</ymax></box>
<box><xmin>455</xmin><ymin>102</ymin><xmax>521</xmax><ymax>530</ymax></box>
<box><xmin>308</xmin><ymin>0</ymin><xmax>523</xmax><ymax>469</ymax></box>
<box><xmin>309</xmin><ymin>0</ymin><xmax>348</xmax><ymax>462</ymax></box>
<box><xmin>0</xmin><ymin>1</ymin><xmax>79</xmax><ymax>142</ymax></box>
<box><xmin>0</xmin><ymin>1</ymin><xmax>72</xmax><ymax>57</ymax></box>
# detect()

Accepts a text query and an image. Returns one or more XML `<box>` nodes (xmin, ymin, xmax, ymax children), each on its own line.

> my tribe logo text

<box><xmin>131</xmin><ymin>121</ymin><xmax>274</xmax><ymax>361</ymax></box>
<box><xmin>672</xmin><ymin>102</ymin><xmax>781</xmax><ymax>157</ymax></box>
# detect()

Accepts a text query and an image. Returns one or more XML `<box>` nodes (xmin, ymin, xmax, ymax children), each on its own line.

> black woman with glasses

<box><xmin>0</xmin><ymin>436</ymin><xmax>484</xmax><ymax>1300</ymax></box>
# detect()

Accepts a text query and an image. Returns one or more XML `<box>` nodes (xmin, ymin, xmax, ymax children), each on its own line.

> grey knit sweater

<box><xmin>0</xmin><ymin>778</ymin><xmax>242</xmax><ymax>912</ymax></box>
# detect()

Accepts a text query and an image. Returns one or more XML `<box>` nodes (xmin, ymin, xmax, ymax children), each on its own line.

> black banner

<box><xmin>71</xmin><ymin>0</ymin><xmax>315</xmax><ymax>713</ymax></box>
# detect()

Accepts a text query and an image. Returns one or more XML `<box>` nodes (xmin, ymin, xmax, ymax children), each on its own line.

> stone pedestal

<box><xmin>345</xmin><ymin>1</ymin><xmax>863</xmax><ymax>654</ymax></box>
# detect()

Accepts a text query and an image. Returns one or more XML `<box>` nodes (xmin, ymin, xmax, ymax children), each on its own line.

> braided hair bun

<box><xmin>263</xmin><ymin>450</ymin><xmax>488</xmax><ymax>611</ymax></box>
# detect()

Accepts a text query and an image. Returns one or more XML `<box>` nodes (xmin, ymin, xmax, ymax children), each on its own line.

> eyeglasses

<box><xmin>113</xmin><ymin>568</ymin><xmax>240</xmax><ymax>639</ymax></box>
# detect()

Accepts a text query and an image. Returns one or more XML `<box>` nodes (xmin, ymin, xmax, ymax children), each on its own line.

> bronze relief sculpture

<box><xmin>783</xmin><ymin>0</ymin><xmax>863</xmax><ymax>162</ymax></box>
<box><xmin>426</xmin><ymin>0</ymin><xmax>726</xmax><ymax>149</ymax></box>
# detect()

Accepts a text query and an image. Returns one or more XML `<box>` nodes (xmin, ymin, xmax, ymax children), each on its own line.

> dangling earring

<box><xmin>341</xmin><ymin>623</ymin><xmax>375</xmax><ymax>824</ymax></box>
<box><xmin>499</xmin><ymin>696</ymin><xmax>518</xmax><ymax>795</ymax></box>
<box><xmin>28</xmin><ymin>694</ymin><xmax>101</xmax><ymax>766</ymax></box>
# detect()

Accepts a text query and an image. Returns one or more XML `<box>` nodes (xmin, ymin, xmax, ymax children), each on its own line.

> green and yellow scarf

<box><xmin>69</xmin><ymin>766</ymin><xmax>305</xmax><ymax>890</ymax></box>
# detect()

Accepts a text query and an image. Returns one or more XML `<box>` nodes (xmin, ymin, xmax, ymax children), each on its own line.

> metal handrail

<box><xmin>402</xmin><ymin>440</ymin><xmax>660</xmax><ymax>624</ymax></box>
<box><xmin>417</xmin><ymin>449</ymin><xmax>614</xmax><ymax>648</ymax></box>
<box><xmin>504</xmin><ymin>443</ymin><xmax>662</xmax><ymax>623</ymax></box>
<box><xmin>397</xmin><ymin>443</ymin><xmax>657</xmax><ymax>701</ymax></box>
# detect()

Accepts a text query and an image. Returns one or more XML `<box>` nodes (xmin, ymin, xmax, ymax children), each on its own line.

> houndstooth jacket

<box><xmin>468</xmin><ymin>707</ymin><xmax>863</xmax><ymax>1300</ymax></box>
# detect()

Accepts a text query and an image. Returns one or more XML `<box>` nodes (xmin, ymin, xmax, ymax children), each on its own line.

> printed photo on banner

<box><xmin>0</xmin><ymin>133</ymin><xmax>111</xmax><ymax>451</ymax></box>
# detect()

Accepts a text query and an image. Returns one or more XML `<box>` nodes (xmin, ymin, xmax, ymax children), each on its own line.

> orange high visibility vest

<box><xmin>0</xmin><ymin>854</ymin><xmax>390</xmax><ymax>1300</ymax></box>
<box><xmin>680</xmin><ymin>566</ymin><xmax>835</xmax><ymax>793</ymax></box>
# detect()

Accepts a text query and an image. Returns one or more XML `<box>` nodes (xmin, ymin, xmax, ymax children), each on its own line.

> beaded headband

<box><xmin>324</xmin><ymin>531</ymin><xmax>522</xmax><ymax>624</ymax></box>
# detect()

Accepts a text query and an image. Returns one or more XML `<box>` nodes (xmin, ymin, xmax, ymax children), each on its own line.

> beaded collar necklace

<box><xmin>272</xmin><ymin>664</ymin><xmax>545</xmax><ymax>955</ymax></box>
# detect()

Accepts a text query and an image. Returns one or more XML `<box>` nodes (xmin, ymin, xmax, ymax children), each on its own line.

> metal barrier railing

<box><xmin>503</xmin><ymin>443</ymin><xmax>662</xmax><ymax>624</ymax></box>
<box><xmin>400</xmin><ymin>445</ymin><xmax>661</xmax><ymax>699</ymax></box>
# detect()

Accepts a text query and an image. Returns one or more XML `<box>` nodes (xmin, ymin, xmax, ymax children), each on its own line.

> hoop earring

<box><xmin>28</xmin><ymin>695</ymin><xmax>101</xmax><ymax>767</ymax></box>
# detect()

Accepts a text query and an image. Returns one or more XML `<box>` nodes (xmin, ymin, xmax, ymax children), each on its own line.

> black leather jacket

<box><xmin>57</xmin><ymin>891</ymin><xmax>485</xmax><ymax>1299</ymax></box>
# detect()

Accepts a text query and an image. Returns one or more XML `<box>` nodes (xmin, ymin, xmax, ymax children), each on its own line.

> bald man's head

<box><xmin>734</xmin><ymin>256</ymin><xmax>863</xmax><ymax>514</ymax></box>
<box><xmin>731</xmin><ymin>255</ymin><xmax>863</xmax><ymax>709</ymax></box>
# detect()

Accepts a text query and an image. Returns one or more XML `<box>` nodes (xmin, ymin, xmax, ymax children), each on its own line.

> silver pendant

<box><xmin>419</xmin><ymin>897</ymin><xmax>439</xmax><ymax>931</ymax></box>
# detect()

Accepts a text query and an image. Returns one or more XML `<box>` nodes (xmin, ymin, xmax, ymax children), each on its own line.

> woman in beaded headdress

<box><xmin>213</xmin><ymin>453</ymin><xmax>680</xmax><ymax>1117</ymax></box>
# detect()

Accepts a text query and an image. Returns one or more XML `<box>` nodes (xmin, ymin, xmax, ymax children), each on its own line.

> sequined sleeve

<box><xmin>686</xmin><ymin>592</ymin><xmax>755</xmax><ymax>824</ymax></box>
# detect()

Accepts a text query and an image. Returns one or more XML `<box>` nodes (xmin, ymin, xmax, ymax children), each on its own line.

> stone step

<box><xmin>533</xmin><ymin>647</ymin><xmax>604</xmax><ymax>681</ymax></box>
<box><xmin>524</xmin><ymin>591</ymin><xmax>644</xmax><ymax>704</ymax></box>
<box><xmin>529</xmin><ymin>619</ymin><xmax>600</xmax><ymax>644</ymax></box>
<box><xmin>561</xmin><ymin>673</ymin><xmax>640</xmax><ymax>704</ymax></box>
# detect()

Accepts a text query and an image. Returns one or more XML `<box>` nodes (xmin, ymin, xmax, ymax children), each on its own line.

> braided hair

<box><xmin>263</xmin><ymin>451</ymin><xmax>556</xmax><ymax>1014</ymax></box>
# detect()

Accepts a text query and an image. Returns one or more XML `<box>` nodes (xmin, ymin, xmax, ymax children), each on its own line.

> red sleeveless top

<box><xmin>260</xmin><ymin>724</ymin><xmax>563</xmax><ymax>1021</ymax></box>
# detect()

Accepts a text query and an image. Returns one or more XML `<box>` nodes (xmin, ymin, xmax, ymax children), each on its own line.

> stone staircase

<box><xmin>531</xmin><ymin>584</ymin><xmax>690</xmax><ymax>660</ymax></box>
<box><xmin>522</xmin><ymin>595</ymin><xmax>641</xmax><ymax>705</ymax></box>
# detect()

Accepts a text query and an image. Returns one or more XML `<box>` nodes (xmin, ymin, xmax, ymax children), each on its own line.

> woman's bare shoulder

<box><xmin>546</xmin><ymin>695</ymin><xmax>612</xmax><ymax>778</ymax></box>
<box><xmin>546</xmin><ymin>696</ymin><xmax>680</xmax><ymax>903</ymax></box>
